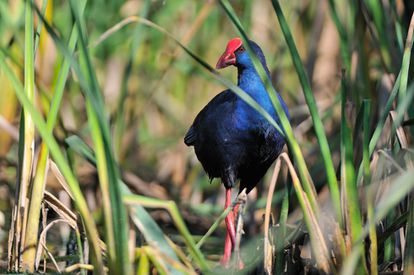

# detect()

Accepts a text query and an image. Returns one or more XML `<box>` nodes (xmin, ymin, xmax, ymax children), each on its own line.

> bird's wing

<box><xmin>184</xmin><ymin>126</ymin><xmax>196</xmax><ymax>146</ymax></box>
<box><xmin>184</xmin><ymin>90</ymin><xmax>236</xmax><ymax>146</ymax></box>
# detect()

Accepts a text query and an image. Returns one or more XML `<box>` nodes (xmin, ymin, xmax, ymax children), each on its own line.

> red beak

<box><xmin>216</xmin><ymin>52</ymin><xmax>236</xmax><ymax>69</ymax></box>
<box><xmin>215</xmin><ymin>37</ymin><xmax>243</xmax><ymax>69</ymax></box>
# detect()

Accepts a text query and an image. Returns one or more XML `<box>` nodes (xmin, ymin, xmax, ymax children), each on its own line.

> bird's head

<box><xmin>215</xmin><ymin>37</ymin><xmax>267</xmax><ymax>70</ymax></box>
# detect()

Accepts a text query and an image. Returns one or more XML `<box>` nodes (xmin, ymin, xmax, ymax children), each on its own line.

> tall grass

<box><xmin>0</xmin><ymin>0</ymin><xmax>413</xmax><ymax>274</ymax></box>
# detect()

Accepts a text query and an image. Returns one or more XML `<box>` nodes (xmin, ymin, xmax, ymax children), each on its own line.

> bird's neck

<box><xmin>235</xmin><ymin>65</ymin><xmax>290</xmax><ymax>126</ymax></box>
<box><xmin>237</xmin><ymin>66</ymin><xmax>273</xmax><ymax>110</ymax></box>
<box><xmin>237</xmin><ymin>66</ymin><xmax>269</xmax><ymax>88</ymax></box>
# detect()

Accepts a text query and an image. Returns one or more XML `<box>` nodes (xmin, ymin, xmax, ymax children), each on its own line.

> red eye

<box><xmin>237</xmin><ymin>46</ymin><xmax>245</xmax><ymax>53</ymax></box>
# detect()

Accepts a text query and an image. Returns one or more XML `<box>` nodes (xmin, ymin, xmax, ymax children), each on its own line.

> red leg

<box><xmin>221</xmin><ymin>230</ymin><xmax>232</xmax><ymax>266</ymax></box>
<box><xmin>225</xmin><ymin>189</ymin><xmax>236</xmax><ymax>245</ymax></box>
<box><xmin>221</xmin><ymin>188</ymin><xmax>236</xmax><ymax>266</ymax></box>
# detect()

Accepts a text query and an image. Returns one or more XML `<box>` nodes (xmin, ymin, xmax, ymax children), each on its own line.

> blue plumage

<box><xmin>185</xmin><ymin>39</ymin><xmax>289</xmax><ymax>194</ymax></box>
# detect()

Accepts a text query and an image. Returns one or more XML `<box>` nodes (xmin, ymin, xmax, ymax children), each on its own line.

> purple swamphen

<box><xmin>184</xmin><ymin>37</ymin><xmax>289</xmax><ymax>266</ymax></box>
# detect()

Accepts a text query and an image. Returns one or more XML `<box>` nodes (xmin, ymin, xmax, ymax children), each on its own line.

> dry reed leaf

<box><xmin>264</xmin><ymin>157</ymin><xmax>282</xmax><ymax>274</ymax></box>
<box><xmin>49</xmin><ymin>161</ymin><xmax>74</xmax><ymax>199</ymax></box>
<box><xmin>43</xmin><ymin>191</ymin><xmax>77</xmax><ymax>229</ymax></box>
<box><xmin>34</xmin><ymin>219</ymin><xmax>68</xmax><ymax>270</ymax></box>
<box><xmin>143</xmin><ymin>245</ymin><xmax>197</xmax><ymax>275</ymax></box>
<box><xmin>40</xmin><ymin>242</ymin><xmax>60</xmax><ymax>272</ymax></box>
<box><xmin>65</xmin><ymin>263</ymin><xmax>95</xmax><ymax>273</ymax></box>
<box><xmin>234</xmin><ymin>189</ymin><xmax>247</xmax><ymax>269</ymax></box>
<box><xmin>390</xmin><ymin>111</ymin><xmax>410</xmax><ymax>149</ymax></box>
<box><xmin>166</xmin><ymin>237</ymin><xmax>193</xmax><ymax>270</ymax></box>
<box><xmin>377</xmin><ymin>149</ymin><xmax>405</xmax><ymax>173</ymax></box>
<box><xmin>280</xmin><ymin>153</ymin><xmax>332</xmax><ymax>273</ymax></box>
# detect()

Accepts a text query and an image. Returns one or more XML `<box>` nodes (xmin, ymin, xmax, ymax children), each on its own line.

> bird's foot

<box><xmin>220</xmin><ymin>256</ymin><xmax>230</xmax><ymax>268</ymax></box>
<box><xmin>220</xmin><ymin>257</ymin><xmax>245</xmax><ymax>270</ymax></box>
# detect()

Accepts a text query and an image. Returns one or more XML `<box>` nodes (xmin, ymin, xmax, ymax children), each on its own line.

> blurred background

<box><xmin>0</xmin><ymin>0</ymin><xmax>413</xmax><ymax>273</ymax></box>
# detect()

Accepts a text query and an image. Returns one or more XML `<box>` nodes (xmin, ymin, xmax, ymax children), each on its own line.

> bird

<box><xmin>184</xmin><ymin>37</ymin><xmax>289</xmax><ymax>266</ymax></box>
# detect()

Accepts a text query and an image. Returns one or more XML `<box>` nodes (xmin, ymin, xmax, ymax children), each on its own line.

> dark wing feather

<box><xmin>184</xmin><ymin>90</ymin><xmax>236</xmax><ymax>147</ymax></box>
<box><xmin>184</xmin><ymin>126</ymin><xmax>196</xmax><ymax>146</ymax></box>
